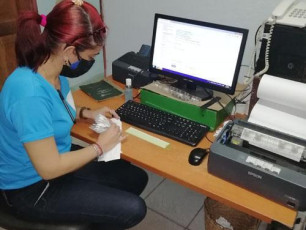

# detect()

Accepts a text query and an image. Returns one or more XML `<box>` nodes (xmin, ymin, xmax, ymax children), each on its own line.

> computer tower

<box><xmin>255</xmin><ymin>23</ymin><xmax>306</xmax><ymax>82</ymax></box>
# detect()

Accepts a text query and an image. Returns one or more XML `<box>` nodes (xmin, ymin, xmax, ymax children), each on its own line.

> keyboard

<box><xmin>116</xmin><ymin>100</ymin><xmax>209</xmax><ymax>146</ymax></box>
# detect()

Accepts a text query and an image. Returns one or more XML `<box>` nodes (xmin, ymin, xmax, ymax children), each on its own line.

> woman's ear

<box><xmin>63</xmin><ymin>46</ymin><xmax>77</xmax><ymax>63</ymax></box>
<box><xmin>63</xmin><ymin>45</ymin><xmax>76</xmax><ymax>57</ymax></box>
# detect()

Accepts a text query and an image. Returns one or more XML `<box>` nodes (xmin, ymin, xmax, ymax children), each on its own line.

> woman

<box><xmin>0</xmin><ymin>0</ymin><xmax>148</xmax><ymax>229</ymax></box>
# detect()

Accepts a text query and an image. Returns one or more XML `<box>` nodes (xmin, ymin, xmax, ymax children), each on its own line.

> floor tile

<box><xmin>145</xmin><ymin>179</ymin><xmax>205</xmax><ymax>227</ymax></box>
<box><xmin>258</xmin><ymin>221</ymin><xmax>268</xmax><ymax>230</ymax></box>
<box><xmin>140</xmin><ymin>169</ymin><xmax>165</xmax><ymax>199</ymax></box>
<box><xmin>130</xmin><ymin>208</ymin><xmax>185</xmax><ymax>230</ymax></box>
<box><xmin>188</xmin><ymin>206</ymin><xmax>205</xmax><ymax>230</ymax></box>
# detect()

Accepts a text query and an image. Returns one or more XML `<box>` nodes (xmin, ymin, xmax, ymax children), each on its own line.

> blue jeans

<box><xmin>3</xmin><ymin>144</ymin><xmax>148</xmax><ymax>229</ymax></box>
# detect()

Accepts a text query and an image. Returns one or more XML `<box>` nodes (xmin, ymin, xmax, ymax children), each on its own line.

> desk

<box><xmin>71</xmin><ymin>80</ymin><xmax>297</xmax><ymax>228</ymax></box>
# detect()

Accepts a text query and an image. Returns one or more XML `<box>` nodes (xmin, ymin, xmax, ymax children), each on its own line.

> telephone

<box><xmin>269</xmin><ymin>0</ymin><xmax>306</xmax><ymax>28</ymax></box>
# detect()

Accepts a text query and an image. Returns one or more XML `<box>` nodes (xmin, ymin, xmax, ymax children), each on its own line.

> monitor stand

<box><xmin>172</xmin><ymin>80</ymin><xmax>213</xmax><ymax>101</ymax></box>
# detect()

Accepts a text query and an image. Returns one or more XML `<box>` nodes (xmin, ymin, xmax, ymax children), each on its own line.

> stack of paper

<box><xmin>248</xmin><ymin>74</ymin><xmax>306</xmax><ymax>140</ymax></box>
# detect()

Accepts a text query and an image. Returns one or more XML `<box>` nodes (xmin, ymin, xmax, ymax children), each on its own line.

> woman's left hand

<box><xmin>90</xmin><ymin>106</ymin><xmax>120</xmax><ymax>120</ymax></box>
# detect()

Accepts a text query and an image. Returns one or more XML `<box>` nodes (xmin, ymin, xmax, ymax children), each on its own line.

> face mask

<box><xmin>60</xmin><ymin>58</ymin><xmax>95</xmax><ymax>78</ymax></box>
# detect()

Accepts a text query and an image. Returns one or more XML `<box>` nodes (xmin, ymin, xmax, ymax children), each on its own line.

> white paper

<box><xmin>249</xmin><ymin>74</ymin><xmax>306</xmax><ymax>141</ymax></box>
<box><xmin>257</xmin><ymin>74</ymin><xmax>306</xmax><ymax>112</ymax></box>
<box><xmin>97</xmin><ymin>118</ymin><xmax>122</xmax><ymax>162</ymax></box>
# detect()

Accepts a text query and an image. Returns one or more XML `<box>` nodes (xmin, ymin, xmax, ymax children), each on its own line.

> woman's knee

<box><xmin>124</xmin><ymin>196</ymin><xmax>147</xmax><ymax>228</ymax></box>
<box><xmin>129</xmin><ymin>166</ymin><xmax>149</xmax><ymax>195</ymax></box>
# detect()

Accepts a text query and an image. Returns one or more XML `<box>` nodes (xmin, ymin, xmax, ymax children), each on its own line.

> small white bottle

<box><xmin>125</xmin><ymin>78</ymin><xmax>133</xmax><ymax>102</ymax></box>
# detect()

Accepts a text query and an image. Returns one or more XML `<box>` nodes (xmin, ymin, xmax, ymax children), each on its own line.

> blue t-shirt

<box><xmin>0</xmin><ymin>67</ymin><xmax>76</xmax><ymax>189</ymax></box>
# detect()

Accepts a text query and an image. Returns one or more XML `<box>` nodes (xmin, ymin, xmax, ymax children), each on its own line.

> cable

<box><xmin>225</xmin><ymin>94</ymin><xmax>233</xmax><ymax>101</ymax></box>
<box><xmin>243</xmin><ymin>22</ymin><xmax>266</xmax><ymax>85</ymax></box>
<box><xmin>235</xmin><ymin>91</ymin><xmax>252</xmax><ymax>104</ymax></box>
<box><xmin>217</xmin><ymin>94</ymin><xmax>236</xmax><ymax>120</ymax></box>
<box><xmin>254</xmin><ymin>23</ymin><xmax>264</xmax><ymax>71</ymax></box>
<box><xmin>205</xmin><ymin>133</ymin><xmax>213</xmax><ymax>143</ymax></box>
<box><xmin>231</xmin><ymin>103</ymin><xmax>237</xmax><ymax>120</ymax></box>
<box><xmin>254</xmin><ymin>20</ymin><xmax>276</xmax><ymax>77</ymax></box>
<box><xmin>243</xmin><ymin>47</ymin><xmax>257</xmax><ymax>85</ymax></box>
<box><xmin>241</xmin><ymin>64</ymin><xmax>249</xmax><ymax>68</ymax></box>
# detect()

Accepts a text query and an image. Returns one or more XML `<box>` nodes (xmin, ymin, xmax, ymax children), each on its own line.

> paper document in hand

<box><xmin>97</xmin><ymin>118</ymin><xmax>122</xmax><ymax>162</ymax></box>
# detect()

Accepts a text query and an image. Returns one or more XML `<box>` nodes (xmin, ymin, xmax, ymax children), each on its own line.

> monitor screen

<box><xmin>149</xmin><ymin>14</ymin><xmax>248</xmax><ymax>100</ymax></box>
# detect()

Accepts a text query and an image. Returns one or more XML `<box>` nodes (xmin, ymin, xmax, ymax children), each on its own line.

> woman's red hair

<box><xmin>15</xmin><ymin>0</ymin><xmax>106</xmax><ymax>71</ymax></box>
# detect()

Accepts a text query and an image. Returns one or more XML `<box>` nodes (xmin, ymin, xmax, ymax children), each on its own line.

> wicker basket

<box><xmin>204</xmin><ymin>198</ymin><xmax>260</xmax><ymax>230</ymax></box>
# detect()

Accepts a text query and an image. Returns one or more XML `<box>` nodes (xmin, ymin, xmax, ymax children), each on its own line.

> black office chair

<box><xmin>0</xmin><ymin>193</ymin><xmax>92</xmax><ymax>230</ymax></box>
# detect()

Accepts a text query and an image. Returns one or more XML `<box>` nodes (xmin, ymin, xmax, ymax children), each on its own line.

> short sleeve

<box><xmin>7</xmin><ymin>96</ymin><xmax>54</xmax><ymax>143</ymax></box>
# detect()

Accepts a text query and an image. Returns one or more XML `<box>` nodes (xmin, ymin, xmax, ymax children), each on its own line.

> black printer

<box><xmin>112</xmin><ymin>51</ymin><xmax>158</xmax><ymax>88</ymax></box>
<box><xmin>208</xmin><ymin>119</ymin><xmax>306</xmax><ymax>211</ymax></box>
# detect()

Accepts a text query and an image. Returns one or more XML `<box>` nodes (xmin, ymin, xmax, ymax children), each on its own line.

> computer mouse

<box><xmin>188</xmin><ymin>148</ymin><xmax>208</xmax><ymax>166</ymax></box>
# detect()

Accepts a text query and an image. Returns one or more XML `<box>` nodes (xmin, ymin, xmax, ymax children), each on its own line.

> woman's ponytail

<box><xmin>15</xmin><ymin>11</ymin><xmax>48</xmax><ymax>71</ymax></box>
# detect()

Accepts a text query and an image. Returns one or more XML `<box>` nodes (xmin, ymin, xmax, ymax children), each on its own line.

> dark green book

<box><xmin>79</xmin><ymin>80</ymin><xmax>122</xmax><ymax>101</ymax></box>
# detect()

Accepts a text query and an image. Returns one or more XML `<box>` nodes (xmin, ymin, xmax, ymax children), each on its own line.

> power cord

<box><xmin>243</xmin><ymin>23</ymin><xmax>264</xmax><ymax>85</ymax></box>
<box><xmin>205</xmin><ymin>133</ymin><xmax>214</xmax><ymax>143</ymax></box>
<box><xmin>254</xmin><ymin>20</ymin><xmax>276</xmax><ymax>77</ymax></box>
<box><xmin>235</xmin><ymin>90</ymin><xmax>252</xmax><ymax>104</ymax></box>
<box><xmin>216</xmin><ymin>94</ymin><xmax>237</xmax><ymax>120</ymax></box>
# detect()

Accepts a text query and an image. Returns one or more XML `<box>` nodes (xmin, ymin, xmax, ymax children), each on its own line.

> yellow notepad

<box><xmin>126</xmin><ymin>127</ymin><xmax>170</xmax><ymax>148</ymax></box>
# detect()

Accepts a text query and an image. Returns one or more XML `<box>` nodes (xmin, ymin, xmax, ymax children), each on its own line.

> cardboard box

<box><xmin>140</xmin><ymin>88</ymin><xmax>234</xmax><ymax>131</ymax></box>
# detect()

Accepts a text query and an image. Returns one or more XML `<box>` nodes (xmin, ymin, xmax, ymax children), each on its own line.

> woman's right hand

<box><xmin>96</xmin><ymin>121</ymin><xmax>124</xmax><ymax>153</ymax></box>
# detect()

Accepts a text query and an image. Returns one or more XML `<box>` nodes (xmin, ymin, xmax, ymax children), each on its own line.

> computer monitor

<box><xmin>149</xmin><ymin>14</ymin><xmax>248</xmax><ymax>100</ymax></box>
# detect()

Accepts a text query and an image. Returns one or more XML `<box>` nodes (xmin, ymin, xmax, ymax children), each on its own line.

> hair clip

<box><xmin>72</xmin><ymin>0</ymin><xmax>84</xmax><ymax>6</ymax></box>
<box><xmin>40</xmin><ymin>14</ymin><xmax>47</xmax><ymax>27</ymax></box>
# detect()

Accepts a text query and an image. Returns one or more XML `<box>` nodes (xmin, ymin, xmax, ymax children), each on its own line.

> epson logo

<box><xmin>248</xmin><ymin>171</ymin><xmax>262</xmax><ymax>179</ymax></box>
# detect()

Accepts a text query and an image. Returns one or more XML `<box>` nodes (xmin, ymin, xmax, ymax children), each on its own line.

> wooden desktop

<box><xmin>71</xmin><ymin>79</ymin><xmax>297</xmax><ymax>228</ymax></box>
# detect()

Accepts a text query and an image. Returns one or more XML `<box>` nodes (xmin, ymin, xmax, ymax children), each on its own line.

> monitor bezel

<box><xmin>149</xmin><ymin>13</ymin><xmax>249</xmax><ymax>95</ymax></box>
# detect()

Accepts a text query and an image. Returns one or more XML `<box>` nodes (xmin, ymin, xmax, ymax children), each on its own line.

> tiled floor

<box><xmin>131</xmin><ymin>170</ymin><xmax>205</xmax><ymax>230</ymax></box>
<box><xmin>0</xmin><ymin>138</ymin><xmax>268</xmax><ymax>230</ymax></box>
<box><xmin>71</xmin><ymin>138</ymin><xmax>267</xmax><ymax>230</ymax></box>
<box><xmin>131</xmin><ymin>169</ymin><xmax>267</xmax><ymax>230</ymax></box>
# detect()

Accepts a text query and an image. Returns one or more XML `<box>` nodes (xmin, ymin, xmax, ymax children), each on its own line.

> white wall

<box><xmin>37</xmin><ymin>0</ymin><xmax>281</xmax><ymax>85</ymax></box>
<box><xmin>103</xmin><ymin>0</ymin><xmax>281</xmax><ymax>82</ymax></box>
